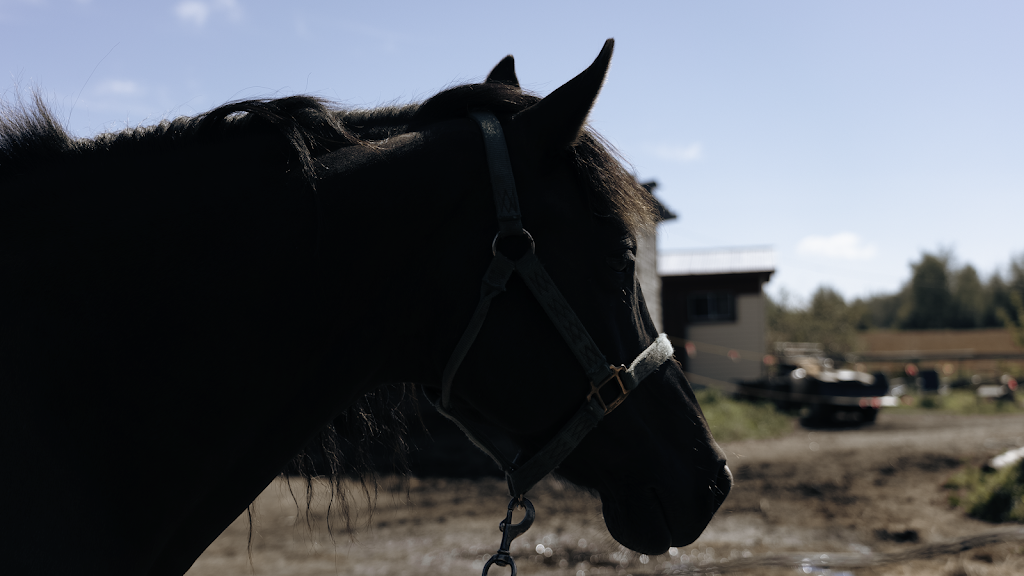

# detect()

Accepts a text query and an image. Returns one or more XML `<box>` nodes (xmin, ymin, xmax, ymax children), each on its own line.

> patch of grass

<box><xmin>946</xmin><ymin>461</ymin><xmax>1024</xmax><ymax>522</ymax></box>
<box><xmin>891</xmin><ymin>389</ymin><xmax>1024</xmax><ymax>415</ymax></box>
<box><xmin>695</xmin><ymin>388</ymin><xmax>795</xmax><ymax>442</ymax></box>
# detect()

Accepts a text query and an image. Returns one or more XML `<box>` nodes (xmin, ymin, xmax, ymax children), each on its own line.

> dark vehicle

<box><xmin>747</xmin><ymin>343</ymin><xmax>890</xmax><ymax>424</ymax></box>
<box><xmin>973</xmin><ymin>373</ymin><xmax>1019</xmax><ymax>403</ymax></box>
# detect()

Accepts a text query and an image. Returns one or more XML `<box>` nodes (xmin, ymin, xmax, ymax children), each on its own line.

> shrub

<box><xmin>946</xmin><ymin>460</ymin><xmax>1024</xmax><ymax>522</ymax></box>
<box><xmin>695</xmin><ymin>388</ymin><xmax>795</xmax><ymax>442</ymax></box>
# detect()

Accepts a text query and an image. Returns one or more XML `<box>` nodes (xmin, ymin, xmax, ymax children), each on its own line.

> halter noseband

<box><xmin>430</xmin><ymin>111</ymin><xmax>674</xmax><ymax>499</ymax></box>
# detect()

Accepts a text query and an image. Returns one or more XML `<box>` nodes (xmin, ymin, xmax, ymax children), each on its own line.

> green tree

<box><xmin>773</xmin><ymin>251</ymin><xmax>1024</xmax><ymax>346</ymax></box>
<box><xmin>950</xmin><ymin>264</ymin><xmax>985</xmax><ymax>328</ymax></box>
<box><xmin>898</xmin><ymin>252</ymin><xmax>953</xmax><ymax>329</ymax></box>
<box><xmin>851</xmin><ymin>292</ymin><xmax>902</xmax><ymax>329</ymax></box>
<box><xmin>767</xmin><ymin>286</ymin><xmax>859</xmax><ymax>357</ymax></box>
<box><xmin>985</xmin><ymin>253</ymin><xmax>1024</xmax><ymax>331</ymax></box>
<box><xmin>997</xmin><ymin>291</ymin><xmax>1024</xmax><ymax>349</ymax></box>
<box><xmin>1011</xmin><ymin>254</ymin><xmax>1024</xmax><ymax>288</ymax></box>
<box><xmin>982</xmin><ymin>273</ymin><xmax>1010</xmax><ymax>327</ymax></box>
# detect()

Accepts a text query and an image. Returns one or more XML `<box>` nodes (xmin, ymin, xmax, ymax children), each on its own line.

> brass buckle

<box><xmin>587</xmin><ymin>365</ymin><xmax>629</xmax><ymax>415</ymax></box>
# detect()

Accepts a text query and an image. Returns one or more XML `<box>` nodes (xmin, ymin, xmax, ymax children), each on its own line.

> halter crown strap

<box><xmin>434</xmin><ymin>111</ymin><xmax>675</xmax><ymax>497</ymax></box>
<box><xmin>473</xmin><ymin>113</ymin><xmax>523</xmax><ymax>238</ymax></box>
<box><xmin>441</xmin><ymin>112</ymin><xmax>614</xmax><ymax>407</ymax></box>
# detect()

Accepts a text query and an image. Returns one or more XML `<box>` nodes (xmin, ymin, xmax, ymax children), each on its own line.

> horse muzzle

<box><xmin>598</xmin><ymin>457</ymin><xmax>732</xmax><ymax>555</ymax></box>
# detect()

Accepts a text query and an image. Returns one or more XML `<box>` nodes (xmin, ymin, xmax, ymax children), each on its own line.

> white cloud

<box><xmin>175</xmin><ymin>1</ymin><xmax>210</xmax><ymax>26</ymax></box>
<box><xmin>95</xmin><ymin>79</ymin><xmax>141</xmax><ymax>96</ymax></box>
<box><xmin>654</xmin><ymin>143</ymin><xmax>704</xmax><ymax>163</ymax></box>
<box><xmin>175</xmin><ymin>0</ymin><xmax>241</xmax><ymax>27</ymax></box>
<box><xmin>797</xmin><ymin>232</ymin><xmax>876</xmax><ymax>260</ymax></box>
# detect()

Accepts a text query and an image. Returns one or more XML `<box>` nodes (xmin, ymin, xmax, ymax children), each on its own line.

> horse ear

<box><xmin>486</xmin><ymin>55</ymin><xmax>520</xmax><ymax>88</ymax></box>
<box><xmin>512</xmin><ymin>39</ymin><xmax>614</xmax><ymax>152</ymax></box>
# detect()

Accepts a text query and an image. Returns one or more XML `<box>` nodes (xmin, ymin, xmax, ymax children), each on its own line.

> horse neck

<box><xmin>2</xmin><ymin>126</ymin><xmax>368</xmax><ymax>573</ymax></box>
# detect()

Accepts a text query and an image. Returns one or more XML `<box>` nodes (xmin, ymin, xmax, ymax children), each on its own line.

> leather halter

<box><xmin>429</xmin><ymin>111</ymin><xmax>675</xmax><ymax>498</ymax></box>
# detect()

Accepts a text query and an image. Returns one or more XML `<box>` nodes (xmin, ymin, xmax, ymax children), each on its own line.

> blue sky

<box><xmin>3</xmin><ymin>1</ymin><xmax>1022</xmax><ymax>305</ymax></box>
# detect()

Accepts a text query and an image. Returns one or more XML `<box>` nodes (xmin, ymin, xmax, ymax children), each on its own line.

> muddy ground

<box><xmin>186</xmin><ymin>410</ymin><xmax>1024</xmax><ymax>576</ymax></box>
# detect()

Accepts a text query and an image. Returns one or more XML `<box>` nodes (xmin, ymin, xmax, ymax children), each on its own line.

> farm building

<box><xmin>659</xmin><ymin>247</ymin><xmax>775</xmax><ymax>384</ymax></box>
<box><xmin>634</xmin><ymin>182</ymin><xmax>676</xmax><ymax>333</ymax></box>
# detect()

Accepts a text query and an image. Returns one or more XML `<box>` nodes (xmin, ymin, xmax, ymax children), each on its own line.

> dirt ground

<box><xmin>186</xmin><ymin>410</ymin><xmax>1024</xmax><ymax>576</ymax></box>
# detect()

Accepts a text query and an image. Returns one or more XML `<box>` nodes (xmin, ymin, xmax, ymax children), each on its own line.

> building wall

<box><xmin>685</xmin><ymin>293</ymin><xmax>766</xmax><ymax>383</ymax></box>
<box><xmin>635</xmin><ymin>228</ymin><xmax>663</xmax><ymax>332</ymax></box>
<box><xmin>661</xmin><ymin>272</ymin><xmax>771</xmax><ymax>339</ymax></box>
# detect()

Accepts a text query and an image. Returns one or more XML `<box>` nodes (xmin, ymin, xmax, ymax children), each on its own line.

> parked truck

<box><xmin>744</xmin><ymin>342</ymin><xmax>891</xmax><ymax>424</ymax></box>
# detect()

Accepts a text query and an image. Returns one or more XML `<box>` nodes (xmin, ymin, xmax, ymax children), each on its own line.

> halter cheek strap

<box><xmin>430</xmin><ymin>111</ymin><xmax>674</xmax><ymax>498</ymax></box>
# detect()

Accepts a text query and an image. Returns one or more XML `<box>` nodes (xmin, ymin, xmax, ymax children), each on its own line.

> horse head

<box><xmin>413</xmin><ymin>40</ymin><xmax>732</xmax><ymax>554</ymax></box>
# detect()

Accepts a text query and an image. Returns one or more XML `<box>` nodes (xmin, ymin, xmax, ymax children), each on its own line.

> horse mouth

<box><xmin>602</xmin><ymin>462</ymin><xmax>733</xmax><ymax>555</ymax></box>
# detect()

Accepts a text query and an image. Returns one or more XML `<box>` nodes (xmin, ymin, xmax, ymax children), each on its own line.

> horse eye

<box><xmin>605</xmin><ymin>252</ymin><xmax>631</xmax><ymax>272</ymax></box>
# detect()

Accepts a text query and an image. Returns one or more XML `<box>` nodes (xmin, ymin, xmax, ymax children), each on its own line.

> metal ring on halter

<box><xmin>491</xmin><ymin>229</ymin><xmax>536</xmax><ymax>257</ymax></box>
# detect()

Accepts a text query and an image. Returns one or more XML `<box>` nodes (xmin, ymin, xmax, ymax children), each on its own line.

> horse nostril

<box><xmin>713</xmin><ymin>464</ymin><xmax>733</xmax><ymax>507</ymax></box>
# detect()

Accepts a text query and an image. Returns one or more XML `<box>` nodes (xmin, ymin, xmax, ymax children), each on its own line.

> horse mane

<box><xmin>1</xmin><ymin>80</ymin><xmax>657</xmax><ymax>533</ymax></box>
<box><xmin>2</xmin><ymin>84</ymin><xmax>656</xmax><ymax>233</ymax></box>
<box><xmin>1</xmin><ymin>93</ymin><xmax>366</xmax><ymax>186</ymax></box>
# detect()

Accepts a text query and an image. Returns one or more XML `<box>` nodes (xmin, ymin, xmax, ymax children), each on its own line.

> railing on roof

<box><xmin>658</xmin><ymin>246</ymin><xmax>775</xmax><ymax>276</ymax></box>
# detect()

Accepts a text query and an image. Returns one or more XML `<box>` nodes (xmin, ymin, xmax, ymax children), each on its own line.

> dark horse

<box><xmin>0</xmin><ymin>40</ymin><xmax>731</xmax><ymax>575</ymax></box>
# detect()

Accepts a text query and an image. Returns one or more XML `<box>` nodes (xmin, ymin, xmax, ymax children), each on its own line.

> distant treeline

<box><xmin>768</xmin><ymin>251</ymin><xmax>1024</xmax><ymax>356</ymax></box>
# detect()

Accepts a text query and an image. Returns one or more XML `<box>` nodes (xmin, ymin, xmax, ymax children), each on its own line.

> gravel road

<box><xmin>186</xmin><ymin>410</ymin><xmax>1024</xmax><ymax>576</ymax></box>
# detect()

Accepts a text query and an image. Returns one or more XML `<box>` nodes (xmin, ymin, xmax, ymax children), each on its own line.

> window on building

<box><xmin>688</xmin><ymin>291</ymin><xmax>735</xmax><ymax>322</ymax></box>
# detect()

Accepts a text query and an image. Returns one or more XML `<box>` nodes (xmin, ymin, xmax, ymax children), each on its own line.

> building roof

<box><xmin>659</xmin><ymin>247</ymin><xmax>775</xmax><ymax>276</ymax></box>
<box><xmin>640</xmin><ymin>181</ymin><xmax>678</xmax><ymax>222</ymax></box>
